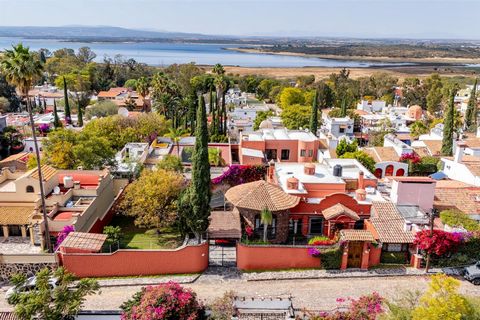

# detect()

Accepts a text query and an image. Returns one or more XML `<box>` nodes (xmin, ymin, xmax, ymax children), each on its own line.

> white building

<box><xmin>321</xmin><ymin>115</ymin><xmax>354</xmax><ymax>139</ymax></box>
<box><xmin>357</xmin><ymin>100</ymin><xmax>386</xmax><ymax>113</ymax></box>
<box><xmin>114</xmin><ymin>143</ymin><xmax>150</xmax><ymax>178</ymax></box>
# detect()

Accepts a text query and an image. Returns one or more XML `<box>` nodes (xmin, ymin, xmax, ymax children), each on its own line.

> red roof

<box><xmin>391</xmin><ymin>176</ymin><xmax>435</xmax><ymax>183</ymax></box>
<box><xmin>54</xmin><ymin>211</ymin><xmax>74</xmax><ymax>221</ymax></box>
<box><xmin>58</xmin><ymin>173</ymin><xmax>100</xmax><ymax>186</ymax></box>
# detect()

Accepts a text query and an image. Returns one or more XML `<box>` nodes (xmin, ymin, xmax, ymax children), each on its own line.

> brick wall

<box><xmin>60</xmin><ymin>243</ymin><xmax>208</xmax><ymax>278</ymax></box>
<box><xmin>236</xmin><ymin>243</ymin><xmax>320</xmax><ymax>271</ymax></box>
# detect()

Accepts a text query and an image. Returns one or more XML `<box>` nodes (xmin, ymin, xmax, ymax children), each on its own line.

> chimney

<box><xmin>358</xmin><ymin>171</ymin><xmax>365</xmax><ymax>190</ymax></box>
<box><xmin>73</xmin><ymin>181</ymin><xmax>81</xmax><ymax>190</ymax></box>
<box><xmin>454</xmin><ymin>142</ymin><xmax>466</xmax><ymax>163</ymax></box>
<box><xmin>304</xmin><ymin>163</ymin><xmax>315</xmax><ymax>175</ymax></box>
<box><xmin>355</xmin><ymin>171</ymin><xmax>366</xmax><ymax>201</ymax></box>
<box><xmin>267</xmin><ymin>160</ymin><xmax>275</xmax><ymax>182</ymax></box>
<box><xmin>287</xmin><ymin>177</ymin><xmax>299</xmax><ymax>190</ymax></box>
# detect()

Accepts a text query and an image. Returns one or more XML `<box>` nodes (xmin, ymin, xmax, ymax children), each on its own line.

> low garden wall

<box><xmin>60</xmin><ymin>242</ymin><xmax>209</xmax><ymax>278</ymax></box>
<box><xmin>0</xmin><ymin>254</ymin><xmax>58</xmax><ymax>282</ymax></box>
<box><xmin>236</xmin><ymin>243</ymin><xmax>321</xmax><ymax>271</ymax></box>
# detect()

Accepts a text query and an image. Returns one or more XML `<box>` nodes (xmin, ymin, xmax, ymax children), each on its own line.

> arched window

<box><xmin>26</xmin><ymin>185</ymin><xmax>35</xmax><ymax>193</ymax></box>
<box><xmin>396</xmin><ymin>168</ymin><xmax>405</xmax><ymax>176</ymax></box>
<box><xmin>374</xmin><ymin>168</ymin><xmax>383</xmax><ymax>179</ymax></box>
<box><xmin>385</xmin><ymin>165</ymin><xmax>394</xmax><ymax>176</ymax></box>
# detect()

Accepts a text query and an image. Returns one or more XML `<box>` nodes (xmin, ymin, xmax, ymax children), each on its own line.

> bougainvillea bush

<box><xmin>414</xmin><ymin>229</ymin><xmax>463</xmax><ymax>258</ymax></box>
<box><xmin>310</xmin><ymin>292</ymin><xmax>384</xmax><ymax>320</ymax></box>
<box><xmin>54</xmin><ymin>225</ymin><xmax>74</xmax><ymax>250</ymax></box>
<box><xmin>211</xmin><ymin>165</ymin><xmax>266</xmax><ymax>186</ymax></box>
<box><xmin>120</xmin><ymin>282</ymin><xmax>204</xmax><ymax>320</ymax></box>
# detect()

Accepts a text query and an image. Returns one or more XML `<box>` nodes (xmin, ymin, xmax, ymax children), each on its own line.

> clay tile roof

<box><xmin>413</xmin><ymin>147</ymin><xmax>430</xmax><ymax>158</ymax></box>
<box><xmin>318</xmin><ymin>139</ymin><xmax>328</xmax><ymax>150</ymax></box>
<box><xmin>225</xmin><ymin>180</ymin><xmax>300</xmax><ymax>211</ymax></box>
<box><xmin>323</xmin><ymin>203</ymin><xmax>360</xmax><ymax>221</ymax></box>
<box><xmin>207</xmin><ymin>209</ymin><xmax>242</xmax><ymax>239</ymax></box>
<box><xmin>423</xmin><ymin>140</ymin><xmax>443</xmax><ymax>156</ymax></box>
<box><xmin>0</xmin><ymin>312</ymin><xmax>19</xmax><ymax>320</ymax></box>
<box><xmin>464</xmin><ymin>138</ymin><xmax>480</xmax><ymax>148</ymax></box>
<box><xmin>340</xmin><ymin>229</ymin><xmax>375</xmax><ymax>242</ymax></box>
<box><xmin>0</xmin><ymin>206</ymin><xmax>34</xmax><ymax>225</ymax></box>
<box><xmin>0</xmin><ymin>152</ymin><xmax>29</xmax><ymax>163</ymax></box>
<box><xmin>370</xmin><ymin>202</ymin><xmax>414</xmax><ymax>243</ymax></box>
<box><xmin>460</xmin><ymin>156</ymin><xmax>480</xmax><ymax>177</ymax></box>
<box><xmin>391</xmin><ymin>176</ymin><xmax>434</xmax><ymax>183</ymax></box>
<box><xmin>434</xmin><ymin>186</ymin><xmax>480</xmax><ymax>215</ymax></box>
<box><xmin>30</xmin><ymin>165</ymin><xmax>58</xmax><ymax>181</ymax></box>
<box><xmin>60</xmin><ymin>232</ymin><xmax>107</xmax><ymax>252</ymax></box>
<box><xmin>364</xmin><ymin>147</ymin><xmax>400</xmax><ymax>163</ymax></box>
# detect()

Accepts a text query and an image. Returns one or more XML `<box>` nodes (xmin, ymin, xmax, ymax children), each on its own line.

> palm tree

<box><xmin>166</xmin><ymin>127</ymin><xmax>186</xmax><ymax>157</ymax></box>
<box><xmin>136</xmin><ymin>76</ymin><xmax>150</xmax><ymax>112</ymax></box>
<box><xmin>0</xmin><ymin>43</ymin><xmax>51</xmax><ymax>252</ymax></box>
<box><xmin>260</xmin><ymin>208</ymin><xmax>273</xmax><ymax>243</ymax></box>
<box><xmin>212</xmin><ymin>63</ymin><xmax>225</xmax><ymax>76</ymax></box>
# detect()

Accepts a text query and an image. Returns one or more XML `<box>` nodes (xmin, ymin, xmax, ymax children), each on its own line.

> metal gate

<box><xmin>208</xmin><ymin>241</ymin><xmax>237</xmax><ymax>267</ymax></box>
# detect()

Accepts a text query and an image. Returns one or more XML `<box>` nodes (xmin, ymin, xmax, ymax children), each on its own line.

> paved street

<box><xmin>2</xmin><ymin>274</ymin><xmax>479</xmax><ymax>312</ymax></box>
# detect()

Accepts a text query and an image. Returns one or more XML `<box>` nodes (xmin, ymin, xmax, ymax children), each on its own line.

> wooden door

<box><xmin>347</xmin><ymin>241</ymin><xmax>363</xmax><ymax>268</ymax></box>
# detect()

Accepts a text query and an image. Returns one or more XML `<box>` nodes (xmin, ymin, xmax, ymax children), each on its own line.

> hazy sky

<box><xmin>0</xmin><ymin>0</ymin><xmax>479</xmax><ymax>39</ymax></box>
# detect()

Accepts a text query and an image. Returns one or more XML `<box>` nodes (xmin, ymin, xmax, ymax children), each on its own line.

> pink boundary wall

<box><xmin>59</xmin><ymin>242</ymin><xmax>209</xmax><ymax>277</ymax></box>
<box><xmin>236</xmin><ymin>243</ymin><xmax>320</xmax><ymax>271</ymax></box>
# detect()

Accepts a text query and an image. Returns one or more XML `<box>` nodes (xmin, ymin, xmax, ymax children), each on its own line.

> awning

<box><xmin>323</xmin><ymin>204</ymin><xmax>360</xmax><ymax>221</ymax></box>
<box><xmin>340</xmin><ymin>229</ymin><xmax>375</xmax><ymax>242</ymax></box>
<box><xmin>208</xmin><ymin>210</ymin><xmax>242</xmax><ymax>239</ymax></box>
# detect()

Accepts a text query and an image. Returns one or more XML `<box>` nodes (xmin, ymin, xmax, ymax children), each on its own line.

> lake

<box><xmin>0</xmin><ymin>37</ymin><xmax>412</xmax><ymax>68</ymax></box>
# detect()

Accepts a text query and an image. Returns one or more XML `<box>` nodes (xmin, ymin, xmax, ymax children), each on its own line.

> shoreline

<box><xmin>226</xmin><ymin>47</ymin><xmax>480</xmax><ymax>65</ymax></box>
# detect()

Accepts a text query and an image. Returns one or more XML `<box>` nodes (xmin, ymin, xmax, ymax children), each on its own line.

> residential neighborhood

<box><xmin>1</xmin><ymin>1</ymin><xmax>480</xmax><ymax>319</ymax></box>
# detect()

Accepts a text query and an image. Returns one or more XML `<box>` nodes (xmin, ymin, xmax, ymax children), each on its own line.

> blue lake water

<box><xmin>0</xmin><ymin>37</ymin><xmax>414</xmax><ymax>68</ymax></box>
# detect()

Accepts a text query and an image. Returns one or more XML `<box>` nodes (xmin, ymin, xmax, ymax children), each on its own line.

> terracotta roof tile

<box><xmin>323</xmin><ymin>203</ymin><xmax>360</xmax><ymax>221</ymax></box>
<box><xmin>370</xmin><ymin>202</ymin><xmax>415</xmax><ymax>243</ymax></box>
<box><xmin>0</xmin><ymin>152</ymin><xmax>29</xmax><ymax>164</ymax></box>
<box><xmin>225</xmin><ymin>180</ymin><xmax>299</xmax><ymax>211</ymax></box>
<box><xmin>363</xmin><ymin>147</ymin><xmax>399</xmax><ymax>162</ymax></box>
<box><xmin>0</xmin><ymin>206</ymin><xmax>34</xmax><ymax>225</ymax></box>
<box><xmin>434</xmin><ymin>186</ymin><xmax>480</xmax><ymax>215</ymax></box>
<box><xmin>60</xmin><ymin>232</ymin><xmax>107</xmax><ymax>252</ymax></box>
<box><xmin>422</xmin><ymin>140</ymin><xmax>443</xmax><ymax>156</ymax></box>
<box><xmin>340</xmin><ymin>229</ymin><xmax>375</xmax><ymax>242</ymax></box>
<box><xmin>208</xmin><ymin>209</ymin><xmax>242</xmax><ymax>239</ymax></box>
<box><xmin>30</xmin><ymin>165</ymin><xmax>58</xmax><ymax>181</ymax></box>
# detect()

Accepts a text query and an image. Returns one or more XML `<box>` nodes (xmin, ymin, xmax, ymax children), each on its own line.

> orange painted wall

<box><xmin>236</xmin><ymin>243</ymin><xmax>320</xmax><ymax>270</ymax></box>
<box><xmin>369</xmin><ymin>246</ymin><xmax>382</xmax><ymax>267</ymax></box>
<box><xmin>60</xmin><ymin>243</ymin><xmax>209</xmax><ymax>277</ymax></box>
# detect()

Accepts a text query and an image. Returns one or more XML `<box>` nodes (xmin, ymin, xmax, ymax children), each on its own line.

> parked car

<box><xmin>464</xmin><ymin>261</ymin><xmax>480</xmax><ymax>285</ymax></box>
<box><xmin>5</xmin><ymin>276</ymin><xmax>59</xmax><ymax>304</ymax></box>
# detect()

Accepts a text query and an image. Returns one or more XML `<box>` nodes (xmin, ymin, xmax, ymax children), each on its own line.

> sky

<box><xmin>0</xmin><ymin>0</ymin><xmax>479</xmax><ymax>39</ymax></box>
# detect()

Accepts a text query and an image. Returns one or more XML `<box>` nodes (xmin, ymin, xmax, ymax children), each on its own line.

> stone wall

<box><xmin>0</xmin><ymin>254</ymin><xmax>58</xmax><ymax>282</ymax></box>
<box><xmin>0</xmin><ymin>262</ymin><xmax>57</xmax><ymax>282</ymax></box>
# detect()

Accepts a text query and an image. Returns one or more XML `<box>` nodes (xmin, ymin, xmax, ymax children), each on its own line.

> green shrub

<box><xmin>321</xmin><ymin>247</ymin><xmax>343</xmax><ymax>269</ymax></box>
<box><xmin>440</xmin><ymin>210</ymin><xmax>480</xmax><ymax>231</ymax></box>
<box><xmin>380</xmin><ymin>251</ymin><xmax>408</xmax><ymax>264</ymax></box>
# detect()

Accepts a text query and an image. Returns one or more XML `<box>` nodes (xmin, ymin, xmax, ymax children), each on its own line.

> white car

<box><xmin>5</xmin><ymin>276</ymin><xmax>59</xmax><ymax>303</ymax></box>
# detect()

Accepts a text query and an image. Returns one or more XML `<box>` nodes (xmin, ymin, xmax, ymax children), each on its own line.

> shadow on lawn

<box><xmin>108</xmin><ymin>215</ymin><xmax>183</xmax><ymax>250</ymax></box>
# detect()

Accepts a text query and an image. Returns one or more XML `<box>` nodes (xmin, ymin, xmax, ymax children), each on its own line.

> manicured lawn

<box><xmin>109</xmin><ymin>215</ymin><xmax>183</xmax><ymax>249</ymax></box>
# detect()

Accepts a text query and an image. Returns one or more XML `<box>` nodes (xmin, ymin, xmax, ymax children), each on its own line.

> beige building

<box><xmin>0</xmin><ymin>165</ymin><xmax>116</xmax><ymax>247</ymax></box>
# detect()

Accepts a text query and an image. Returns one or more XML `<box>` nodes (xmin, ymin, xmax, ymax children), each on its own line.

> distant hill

<box><xmin>0</xmin><ymin>26</ymin><xmax>219</xmax><ymax>40</ymax></box>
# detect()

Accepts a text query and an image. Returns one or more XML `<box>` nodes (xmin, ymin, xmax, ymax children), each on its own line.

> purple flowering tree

<box><xmin>54</xmin><ymin>225</ymin><xmax>74</xmax><ymax>250</ymax></box>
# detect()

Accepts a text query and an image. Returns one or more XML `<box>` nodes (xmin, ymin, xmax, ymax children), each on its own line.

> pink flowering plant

<box><xmin>120</xmin><ymin>282</ymin><xmax>204</xmax><ymax>320</ymax></box>
<box><xmin>54</xmin><ymin>225</ymin><xmax>74</xmax><ymax>250</ymax></box>
<box><xmin>309</xmin><ymin>292</ymin><xmax>384</xmax><ymax>320</ymax></box>
<box><xmin>211</xmin><ymin>165</ymin><xmax>266</xmax><ymax>186</ymax></box>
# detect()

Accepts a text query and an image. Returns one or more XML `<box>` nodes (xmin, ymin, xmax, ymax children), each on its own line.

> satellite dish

<box><xmin>53</xmin><ymin>186</ymin><xmax>60</xmax><ymax>194</ymax></box>
<box><xmin>118</xmin><ymin>107</ymin><xmax>129</xmax><ymax>117</ymax></box>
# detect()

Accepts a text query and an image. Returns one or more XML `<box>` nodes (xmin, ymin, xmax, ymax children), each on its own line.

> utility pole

<box><xmin>425</xmin><ymin>208</ymin><xmax>437</xmax><ymax>273</ymax></box>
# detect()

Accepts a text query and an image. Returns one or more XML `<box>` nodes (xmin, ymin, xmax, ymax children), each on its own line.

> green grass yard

<box><xmin>109</xmin><ymin>215</ymin><xmax>183</xmax><ymax>250</ymax></box>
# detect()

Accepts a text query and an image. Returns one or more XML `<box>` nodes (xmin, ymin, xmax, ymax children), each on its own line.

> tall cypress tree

<box><xmin>441</xmin><ymin>88</ymin><xmax>456</xmax><ymax>156</ymax></box>
<box><xmin>309</xmin><ymin>90</ymin><xmax>319</xmax><ymax>135</ymax></box>
<box><xmin>42</xmin><ymin>98</ymin><xmax>47</xmax><ymax>113</ymax></box>
<box><xmin>53</xmin><ymin>99</ymin><xmax>61</xmax><ymax>129</ymax></box>
<box><xmin>189</xmin><ymin>95</ymin><xmax>211</xmax><ymax>242</ymax></box>
<box><xmin>465</xmin><ymin>78</ymin><xmax>478</xmax><ymax>132</ymax></box>
<box><xmin>63</xmin><ymin>76</ymin><xmax>71</xmax><ymax>125</ymax></box>
<box><xmin>77</xmin><ymin>104</ymin><xmax>83</xmax><ymax>127</ymax></box>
